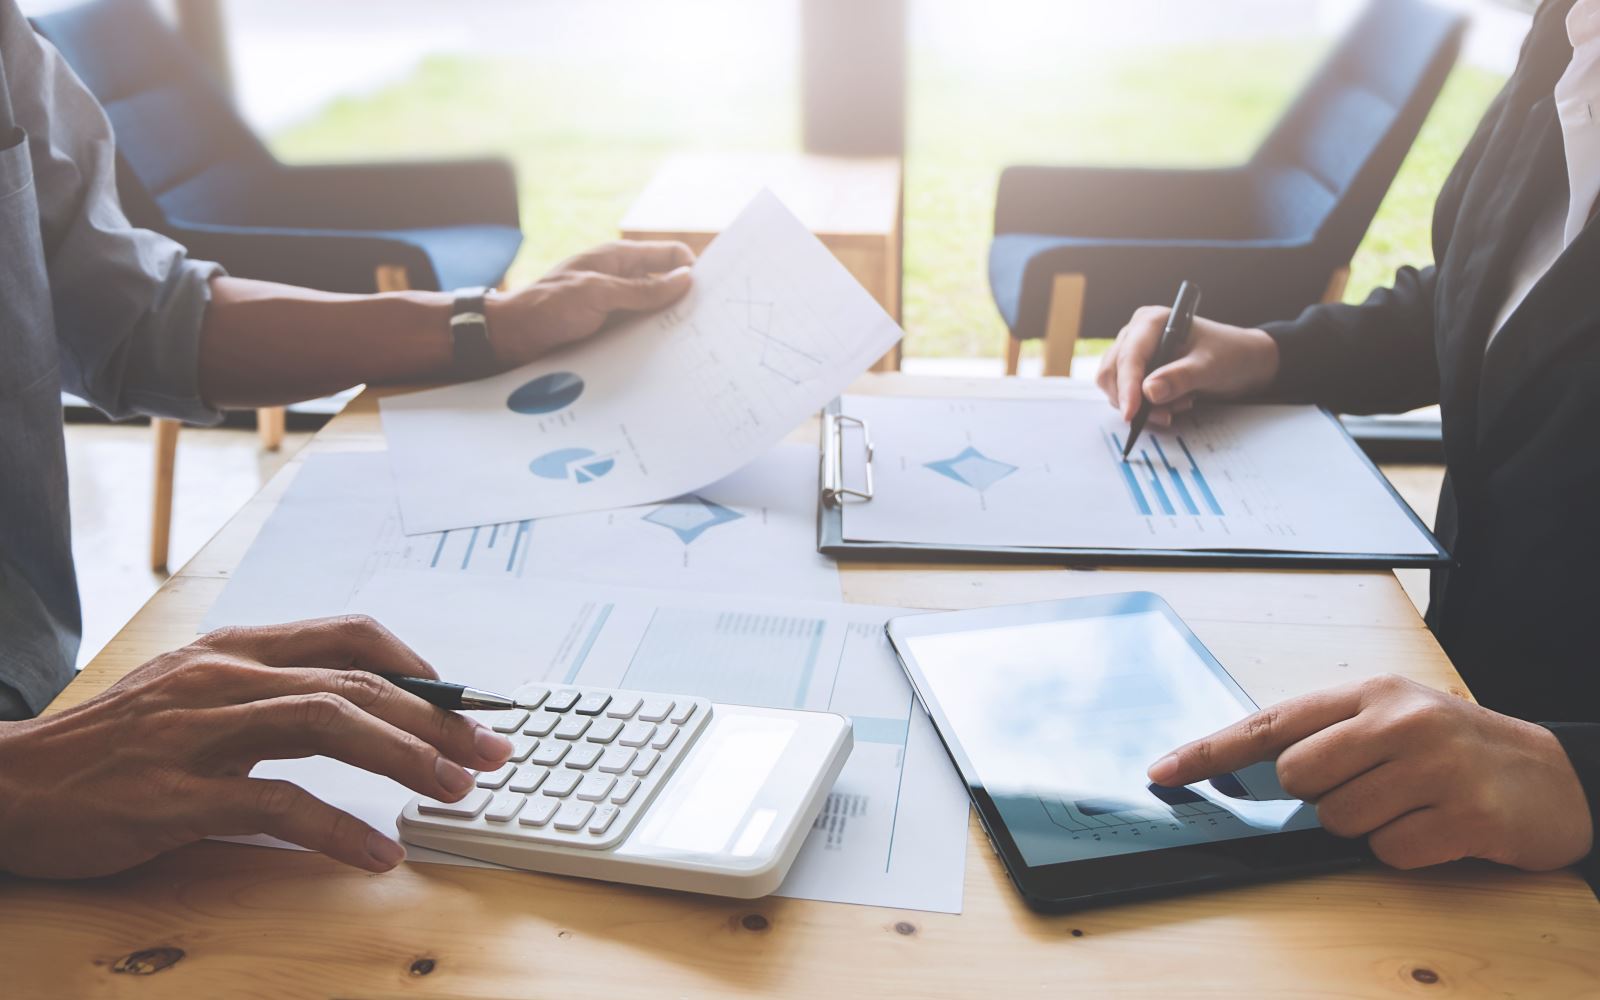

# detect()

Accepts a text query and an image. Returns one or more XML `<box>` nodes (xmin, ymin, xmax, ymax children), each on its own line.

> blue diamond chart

<box><xmin>530</xmin><ymin>447</ymin><xmax>615</xmax><ymax>484</ymax></box>
<box><xmin>507</xmin><ymin>371</ymin><xmax>585</xmax><ymax>415</ymax></box>
<box><xmin>642</xmin><ymin>496</ymin><xmax>745</xmax><ymax>544</ymax></box>
<box><xmin>923</xmin><ymin>446</ymin><xmax>1018</xmax><ymax>492</ymax></box>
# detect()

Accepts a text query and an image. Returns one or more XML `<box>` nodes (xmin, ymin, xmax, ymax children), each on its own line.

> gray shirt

<box><xmin>0</xmin><ymin>0</ymin><xmax>223</xmax><ymax>719</ymax></box>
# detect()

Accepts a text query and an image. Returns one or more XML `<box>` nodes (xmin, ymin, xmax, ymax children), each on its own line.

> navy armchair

<box><xmin>33</xmin><ymin>0</ymin><xmax>524</xmax><ymax>296</ymax></box>
<box><xmin>989</xmin><ymin>0</ymin><xmax>1465</xmax><ymax>375</ymax></box>
<box><xmin>35</xmin><ymin>0</ymin><xmax>524</xmax><ymax>570</ymax></box>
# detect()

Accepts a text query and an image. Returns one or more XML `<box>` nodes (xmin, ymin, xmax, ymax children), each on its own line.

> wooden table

<box><xmin>621</xmin><ymin>151</ymin><xmax>903</xmax><ymax>371</ymax></box>
<box><xmin>7</xmin><ymin>375</ymin><xmax>1600</xmax><ymax>998</ymax></box>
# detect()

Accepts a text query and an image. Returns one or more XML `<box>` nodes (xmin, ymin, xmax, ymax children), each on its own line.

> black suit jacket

<box><xmin>1262</xmin><ymin>0</ymin><xmax>1600</xmax><ymax>867</ymax></box>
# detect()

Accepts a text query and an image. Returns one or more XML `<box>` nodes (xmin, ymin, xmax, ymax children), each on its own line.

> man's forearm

<box><xmin>197</xmin><ymin>277</ymin><xmax>456</xmax><ymax>408</ymax></box>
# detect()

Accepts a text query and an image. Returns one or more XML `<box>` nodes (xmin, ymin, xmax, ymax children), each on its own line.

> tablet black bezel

<box><xmin>885</xmin><ymin>591</ymin><xmax>1370</xmax><ymax>913</ymax></box>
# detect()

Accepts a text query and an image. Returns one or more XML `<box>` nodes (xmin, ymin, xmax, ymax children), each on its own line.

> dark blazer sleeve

<box><xmin>1260</xmin><ymin>265</ymin><xmax>1440</xmax><ymax>415</ymax></box>
<box><xmin>1544</xmin><ymin>723</ymin><xmax>1600</xmax><ymax>884</ymax></box>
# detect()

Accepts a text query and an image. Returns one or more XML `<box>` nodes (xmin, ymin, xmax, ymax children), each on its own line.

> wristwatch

<box><xmin>449</xmin><ymin>286</ymin><xmax>497</xmax><ymax>379</ymax></box>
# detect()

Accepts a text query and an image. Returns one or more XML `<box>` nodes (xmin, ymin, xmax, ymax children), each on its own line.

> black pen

<box><xmin>1122</xmin><ymin>280</ymin><xmax>1203</xmax><ymax>461</ymax></box>
<box><xmin>378</xmin><ymin>673</ymin><xmax>520</xmax><ymax>711</ymax></box>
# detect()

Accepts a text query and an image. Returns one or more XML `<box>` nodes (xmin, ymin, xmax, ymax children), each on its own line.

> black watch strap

<box><xmin>449</xmin><ymin>287</ymin><xmax>497</xmax><ymax>379</ymax></box>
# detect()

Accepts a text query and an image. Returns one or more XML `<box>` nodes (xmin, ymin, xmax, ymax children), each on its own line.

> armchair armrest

<box><xmin>1007</xmin><ymin>236</ymin><xmax>1328</xmax><ymax>342</ymax></box>
<box><xmin>267</xmin><ymin>157</ymin><xmax>521</xmax><ymax>231</ymax></box>
<box><xmin>171</xmin><ymin>222</ymin><xmax>440</xmax><ymax>293</ymax></box>
<box><xmin>994</xmin><ymin>165</ymin><xmax>1256</xmax><ymax>241</ymax></box>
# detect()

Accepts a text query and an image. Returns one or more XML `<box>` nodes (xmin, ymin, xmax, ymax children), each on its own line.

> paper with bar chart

<box><xmin>839</xmin><ymin>395</ymin><xmax>1439</xmax><ymax>556</ymax></box>
<box><xmin>201</xmin><ymin>444</ymin><xmax>839</xmax><ymax>631</ymax></box>
<box><xmin>233</xmin><ymin>575</ymin><xmax>970</xmax><ymax>913</ymax></box>
<box><xmin>379</xmin><ymin>189</ymin><xmax>902</xmax><ymax>534</ymax></box>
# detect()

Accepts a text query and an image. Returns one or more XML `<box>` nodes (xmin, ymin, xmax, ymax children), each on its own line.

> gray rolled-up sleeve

<box><xmin>6</xmin><ymin>1</ymin><xmax>223</xmax><ymax>425</ymax></box>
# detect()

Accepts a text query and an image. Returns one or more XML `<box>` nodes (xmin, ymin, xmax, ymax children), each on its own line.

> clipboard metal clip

<box><xmin>823</xmin><ymin>412</ymin><xmax>874</xmax><ymax>505</ymax></box>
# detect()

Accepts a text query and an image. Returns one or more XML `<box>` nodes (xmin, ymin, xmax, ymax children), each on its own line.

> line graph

<box><xmin>727</xmin><ymin>277</ymin><xmax>826</xmax><ymax>385</ymax></box>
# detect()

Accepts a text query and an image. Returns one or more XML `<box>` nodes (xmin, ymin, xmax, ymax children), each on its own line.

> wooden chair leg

<box><xmin>150</xmin><ymin>417</ymin><xmax>179</xmax><ymax>572</ymax></box>
<box><xmin>257</xmin><ymin>406</ymin><xmax>285</xmax><ymax>451</ymax></box>
<box><xmin>1322</xmin><ymin>265</ymin><xmax>1351</xmax><ymax>304</ymax></box>
<box><xmin>374</xmin><ymin>265</ymin><xmax>411</xmax><ymax>293</ymax></box>
<box><xmin>1041</xmin><ymin>273</ymin><xmax>1086</xmax><ymax>378</ymax></box>
<box><xmin>1004</xmin><ymin>335</ymin><xmax>1023</xmax><ymax>376</ymax></box>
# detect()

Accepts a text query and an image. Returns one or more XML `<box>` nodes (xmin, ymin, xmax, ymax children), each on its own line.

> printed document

<box><xmin>380</xmin><ymin>190</ymin><xmax>902</xmax><ymax>533</ymax></box>
<box><xmin>231</xmin><ymin>576</ymin><xmax>971</xmax><ymax>914</ymax></box>
<box><xmin>201</xmin><ymin>444</ymin><xmax>839</xmax><ymax>631</ymax></box>
<box><xmin>840</xmin><ymin>396</ymin><xmax>1438</xmax><ymax>556</ymax></box>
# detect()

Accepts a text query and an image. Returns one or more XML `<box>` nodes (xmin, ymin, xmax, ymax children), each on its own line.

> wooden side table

<box><xmin>621</xmin><ymin>151</ymin><xmax>904</xmax><ymax>371</ymax></box>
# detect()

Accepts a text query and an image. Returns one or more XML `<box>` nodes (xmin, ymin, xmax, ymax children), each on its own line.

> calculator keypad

<box><xmin>408</xmin><ymin>685</ymin><xmax>713</xmax><ymax>849</ymax></box>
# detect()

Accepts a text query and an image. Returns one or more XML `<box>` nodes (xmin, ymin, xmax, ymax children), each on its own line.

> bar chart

<box><xmin>1106</xmin><ymin>430</ymin><xmax>1225</xmax><ymax>519</ymax></box>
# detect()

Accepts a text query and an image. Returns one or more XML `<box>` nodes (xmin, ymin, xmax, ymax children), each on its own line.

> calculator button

<box><xmin>618</xmin><ymin>722</ymin><xmax>655</xmax><ymax>747</ymax></box>
<box><xmin>484</xmin><ymin>793</ymin><xmax>524</xmax><ymax>823</ymax></box>
<box><xmin>588</xmin><ymin>804</ymin><xmax>620</xmax><ymax>835</ymax></box>
<box><xmin>522</xmin><ymin>712</ymin><xmax>560</xmax><ymax>737</ymax></box>
<box><xmin>565</xmin><ymin>743</ymin><xmax>603</xmax><ymax>770</ymax></box>
<box><xmin>508</xmin><ymin>765</ymin><xmax>547</xmax><ymax>793</ymax></box>
<box><xmin>586</xmin><ymin>717</ymin><xmax>623</xmax><ymax>744</ymax></box>
<box><xmin>668</xmin><ymin>702</ymin><xmax>697</xmax><ymax>725</ymax></box>
<box><xmin>576</xmin><ymin>774</ymin><xmax>615</xmax><ymax>801</ymax></box>
<box><xmin>610</xmin><ymin>776</ymin><xmax>640</xmax><ymax>804</ymax></box>
<box><xmin>542</xmin><ymin>770</ymin><xmax>581</xmax><ymax>797</ymax></box>
<box><xmin>574</xmin><ymin>693</ymin><xmax>611</xmax><ymax>716</ymax></box>
<box><xmin>597</xmin><ymin>747</ymin><xmax>635</xmax><ymax>773</ymax></box>
<box><xmin>511</xmin><ymin>683</ymin><xmax>550</xmax><ymax>710</ymax></box>
<box><xmin>486</xmin><ymin>710</ymin><xmax>528</xmax><ymax>734</ymax></box>
<box><xmin>553</xmin><ymin>716</ymin><xmax>591</xmax><ymax>740</ymax></box>
<box><xmin>518</xmin><ymin>797</ymin><xmax>559</xmax><ymax>827</ymax></box>
<box><xmin>529</xmin><ymin>741</ymin><xmax>569</xmax><ymax>766</ymax></box>
<box><xmin>605</xmin><ymin>694</ymin><xmax>642</xmax><ymax>719</ymax></box>
<box><xmin>638</xmin><ymin>697</ymin><xmax>674</xmax><ymax>723</ymax></box>
<box><xmin>630</xmin><ymin>749</ymin><xmax>659</xmax><ymax>777</ymax></box>
<box><xmin>475</xmin><ymin>763</ymin><xmax>515</xmax><ymax>789</ymax></box>
<box><xmin>546</xmin><ymin>690</ymin><xmax>581</xmax><ymax>713</ymax></box>
<box><xmin>507</xmin><ymin>736</ymin><xmax>537</xmax><ymax>762</ymax></box>
<box><xmin>553</xmin><ymin>801</ymin><xmax>594</xmax><ymax>831</ymax></box>
<box><xmin>649</xmin><ymin>725</ymin><xmax>678</xmax><ymax>751</ymax></box>
<box><xmin>418</xmin><ymin>789</ymin><xmax>491</xmax><ymax>818</ymax></box>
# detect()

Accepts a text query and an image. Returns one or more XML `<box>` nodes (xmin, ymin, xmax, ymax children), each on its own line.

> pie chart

<box><xmin>530</xmin><ymin>447</ymin><xmax>616</xmax><ymax>484</ymax></box>
<box><xmin>507</xmin><ymin>371</ymin><xmax>585</xmax><ymax>415</ymax></box>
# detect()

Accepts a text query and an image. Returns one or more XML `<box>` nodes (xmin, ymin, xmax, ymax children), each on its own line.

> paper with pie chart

<box><xmin>379</xmin><ymin>189</ymin><xmax>903</xmax><ymax>534</ymax></box>
<box><xmin>839</xmin><ymin>394</ymin><xmax>1440</xmax><ymax>556</ymax></box>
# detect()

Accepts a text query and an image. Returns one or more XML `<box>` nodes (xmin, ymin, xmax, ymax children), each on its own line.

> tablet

<box><xmin>886</xmin><ymin>592</ymin><xmax>1367</xmax><ymax>912</ymax></box>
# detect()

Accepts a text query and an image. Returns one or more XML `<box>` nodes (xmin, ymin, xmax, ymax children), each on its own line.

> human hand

<box><xmin>1096</xmin><ymin>306</ymin><xmax>1280</xmax><ymax>427</ymax></box>
<box><xmin>1148</xmin><ymin>675</ymin><xmax>1594</xmax><ymax>871</ymax></box>
<box><xmin>486</xmin><ymin>240</ymin><xmax>695</xmax><ymax>367</ymax></box>
<box><xmin>0</xmin><ymin>616</ymin><xmax>513</xmax><ymax>879</ymax></box>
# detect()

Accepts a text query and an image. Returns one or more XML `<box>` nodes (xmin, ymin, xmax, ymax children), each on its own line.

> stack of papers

<box><xmin>204</xmin><ymin>192</ymin><xmax>976</xmax><ymax>913</ymax></box>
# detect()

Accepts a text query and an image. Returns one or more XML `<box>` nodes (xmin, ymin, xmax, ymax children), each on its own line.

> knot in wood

<box><xmin>111</xmin><ymin>947</ymin><xmax>185</xmax><ymax>976</ymax></box>
<box><xmin>741</xmin><ymin>913</ymin><xmax>770</xmax><ymax>932</ymax></box>
<box><xmin>409</xmin><ymin>958</ymin><xmax>436</xmax><ymax>977</ymax></box>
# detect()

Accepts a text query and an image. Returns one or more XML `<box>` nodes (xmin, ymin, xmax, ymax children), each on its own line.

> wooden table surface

<box><xmin>6</xmin><ymin>375</ymin><xmax>1600</xmax><ymax>999</ymax></box>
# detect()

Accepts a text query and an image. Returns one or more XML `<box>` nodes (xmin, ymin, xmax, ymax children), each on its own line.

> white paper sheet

<box><xmin>202</xmin><ymin>444</ymin><xmax>839</xmax><ymax>631</ymax></box>
<box><xmin>840</xmin><ymin>396</ymin><xmax>1439</xmax><ymax>556</ymax></box>
<box><xmin>379</xmin><ymin>190</ymin><xmax>902</xmax><ymax>534</ymax></box>
<box><xmin>238</xmin><ymin>575</ymin><xmax>970</xmax><ymax>914</ymax></box>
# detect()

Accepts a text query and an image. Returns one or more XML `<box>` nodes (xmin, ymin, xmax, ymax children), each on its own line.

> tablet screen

<box><xmin>904</xmin><ymin>608</ymin><xmax>1320</xmax><ymax>867</ymax></box>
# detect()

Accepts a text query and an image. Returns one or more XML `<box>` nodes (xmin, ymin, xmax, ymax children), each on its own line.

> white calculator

<box><xmin>399</xmin><ymin>683</ymin><xmax>853</xmax><ymax>898</ymax></box>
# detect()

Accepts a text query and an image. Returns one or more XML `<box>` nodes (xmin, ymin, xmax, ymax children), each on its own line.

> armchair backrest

<box><xmin>32</xmin><ymin>0</ymin><xmax>274</xmax><ymax>231</ymax></box>
<box><xmin>1251</xmin><ymin>0</ymin><xmax>1464</xmax><ymax>255</ymax></box>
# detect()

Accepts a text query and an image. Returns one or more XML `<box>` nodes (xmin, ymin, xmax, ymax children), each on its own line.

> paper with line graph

<box><xmin>234</xmin><ymin>574</ymin><xmax>969</xmax><ymax>913</ymax></box>
<box><xmin>379</xmin><ymin>189</ymin><xmax>902</xmax><ymax>534</ymax></box>
<box><xmin>840</xmin><ymin>395</ymin><xmax>1439</xmax><ymax>556</ymax></box>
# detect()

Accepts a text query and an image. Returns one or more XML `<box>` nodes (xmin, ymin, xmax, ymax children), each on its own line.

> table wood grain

<box><xmin>6</xmin><ymin>375</ymin><xmax>1598</xmax><ymax>999</ymax></box>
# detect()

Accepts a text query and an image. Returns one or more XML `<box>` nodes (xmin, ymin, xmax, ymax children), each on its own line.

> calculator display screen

<box><xmin>905</xmin><ymin>610</ymin><xmax>1320</xmax><ymax>867</ymax></box>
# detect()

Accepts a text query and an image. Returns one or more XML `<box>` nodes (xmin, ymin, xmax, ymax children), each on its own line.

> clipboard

<box><xmin>816</xmin><ymin>399</ymin><xmax>1451</xmax><ymax>570</ymax></box>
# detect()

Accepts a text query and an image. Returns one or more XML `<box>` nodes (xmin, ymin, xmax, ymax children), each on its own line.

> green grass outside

<box><xmin>272</xmin><ymin>44</ymin><xmax>1505</xmax><ymax>361</ymax></box>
